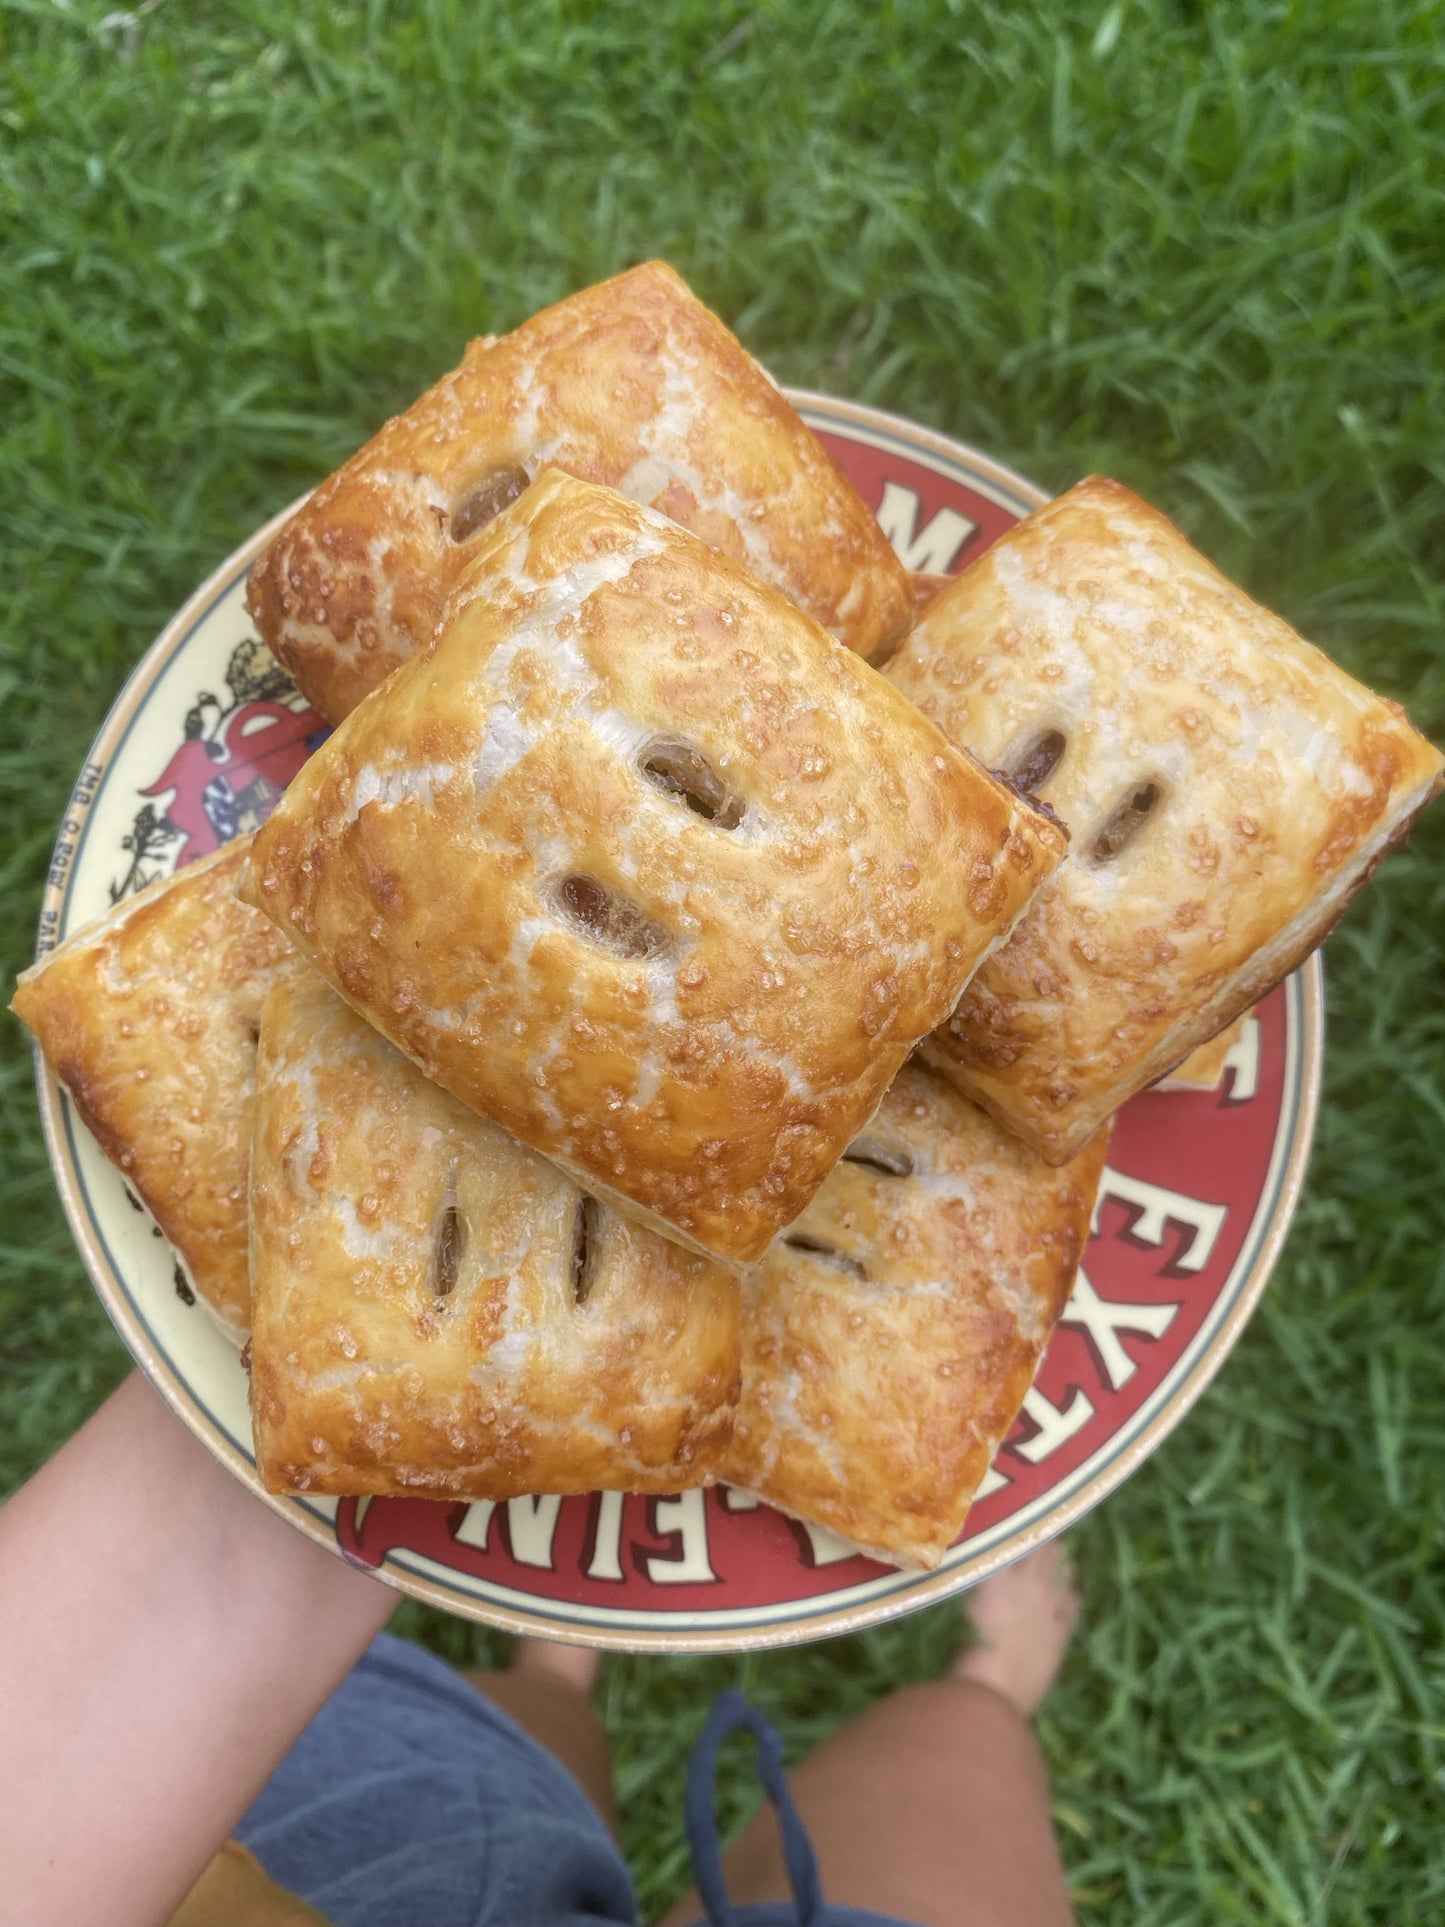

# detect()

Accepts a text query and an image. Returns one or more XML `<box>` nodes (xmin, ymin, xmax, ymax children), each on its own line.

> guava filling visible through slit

<box><xmin>449</xmin><ymin>466</ymin><xmax>531</xmax><ymax>542</ymax></box>
<box><xmin>1090</xmin><ymin>781</ymin><xmax>1162</xmax><ymax>862</ymax></box>
<box><xmin>571</xmin><ymin>1195</ymin><xmax>602</xmax><ymax>1306</ymax></box>
<box><xmin>781</xmin><ymin>1232</ymin><xmax>866</xmax><ymax>1279</ymax></box>
<box><xmin>640</xmin><ymin>738</ymin><xmax>745</xmax><ymax>830</ymax></box>
<box><xmin>433</xmin><ymin>1184</ymin><xmax>465</xmax><ymax>1297</ymax></box>
<box><xmin>842</xmin><ymin>1136</ymin><xmax>915</xmax><ymax>1179</ymax></box>
<box><xmin>555</xmin><ymin>874</ymin><xmax>669</xmax><ymax>960</ymax></box>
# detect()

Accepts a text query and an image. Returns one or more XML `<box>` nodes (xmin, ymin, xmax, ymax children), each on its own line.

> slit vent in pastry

<box><xmin>840</xmin><ymin>1134</ymin><xmax>915</xmax><ymax>1179</ymax></box>
<box><xmin>889</xmin><ymin>476</ymin><xmax>1445</xmax><ymax>1163</ymax></box>
<box><xmin>240</xmin><ymin>470</ymin><xmax>1066</xmax><ymax>1266</ymax></box>
<box><xmin>724</xmin><ymin>1063</ymin><xmax>1109</xmax><ymax>1571</ymax></box>
<box><xmin>9</xmin><ymin>838</ymin><xmax>290</xmax><ymax>1336</ymax></box>
<box><xmin>1004</xmin><ymin>727</ymin><xmax>1068</xmax><ymax>798</ymax></box>
<box><xmin>245</xmin><ymin>260</ymin><xmax>914</xmax><ymax>723</ymax></box>
<box><xmin>778</xmin><ymin>1232</ymin><xmax>867</xmax><ymax>1279</ymax></box>
<box><xmin>449</xmin><ymin>465</ymin><xmax>531</xmax><ymax>543</ymax></box>
<box><xmin>432</xmin><ymin>1177</ymin><xmax>465</xmax><ymax>1297</ymax></box>
<box><xmin>639</xmin><ymin>736</ymin><xmax>746</xmax><ymax>830</ymax></box>
<box><xmin>248</xmin><ymin>963</ymin><xmax>741</xmax><ymax>1501</ymax></box>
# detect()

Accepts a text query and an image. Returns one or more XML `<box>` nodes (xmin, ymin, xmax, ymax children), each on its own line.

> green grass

<box><xmin>2</xmin><ymin>1</ymin><xmax>1443</xmax><ymax>1920</ymax></box>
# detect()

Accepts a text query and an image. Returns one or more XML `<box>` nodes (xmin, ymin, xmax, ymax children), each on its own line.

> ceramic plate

<box><xmin>30</xmin><ymin>394</ymin><xmax>1322</xmax><ymax>1650</ymax></box>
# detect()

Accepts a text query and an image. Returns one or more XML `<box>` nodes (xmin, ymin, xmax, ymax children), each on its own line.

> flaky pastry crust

<box><xmin>246</xmin><ymin>260</ymin><xmax>913</xmax><ymax>722</ymax></box>
<box><xmin>1157</xmin><ymin>1011</ymin><xmax>1248</xmax><ymax>1092</ymax></box>
<box><xmin>890</xmin><ymin>477</ymin><xmax>1445</xmax><ymax>1162</ymax></box>
<box><xmin>725</xmin><ymin>1064</ymin><xmax>1108</xmax><ymax>1570</ymax></box>
<box><xmin>10</xmin><ymin>840</ymin><xmax>290</xmax><ymax>1334</ymax></box>
<box><xmin>241</xmin><ymin>472</ymin><xmax>1064</xmax><ymax>1265</ymax></box>
<box><xmin>249</xmin><ymin>963</ymin><xmax>740</xmax><ymax>1499</ymax></box>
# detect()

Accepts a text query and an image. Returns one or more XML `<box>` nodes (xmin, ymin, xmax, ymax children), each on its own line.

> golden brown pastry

<box><xmin>241</xmin><ymin>471</ymin><xmax>1065</xmax><ymax>1266</ymax></box>
<box><xmin>889</xmin><ymin>477</ymin><xmax>1445</xmax><ymax>1163</ymax></box>
<box><xmin>10</xmin><ymin>840</ymin><xmax>289</xmax><ymax>1335</ymax></box>
<box><xmin>725</xmin><ymin>1064</ymin><xmax>1108</xmax><ymax>1570</ymax></box>
<box><xmin>1157</xmin><ymin>1011</ymin><xmax>1249</xmax><ymax>1091</ymax></box>
<box><xmin>249</xmin><ymin>962</ymin><xmax>740</xmax><ymax>1499</ymax></box>
<box><xmin>246</xmin><ymin>260</ymin><xmax>913</xmax><ymax>722</ymax></box>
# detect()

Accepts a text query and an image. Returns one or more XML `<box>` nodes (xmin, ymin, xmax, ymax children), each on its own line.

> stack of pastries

<box><xmin>14</xmin><ymin>264</ymin><xmax>1442</xmax><ymax>1571</ymax></box>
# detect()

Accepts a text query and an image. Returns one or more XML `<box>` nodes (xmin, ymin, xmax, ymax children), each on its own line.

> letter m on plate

<box><xmin>876</xmin><ymin>483</ymin><xmax>977</xmax><ymax>574</ymax></box>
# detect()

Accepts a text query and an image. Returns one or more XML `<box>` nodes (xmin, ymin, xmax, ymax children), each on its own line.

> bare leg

<box><xmin>465</xmin><ymin>1640</ymin><xmax>617</xmax><ymax>1836</ymax></box>
<box><xmin>660</xmin><ymin>1541</ymin><xmax>1079</xmax><ymax>1927</ymax></box>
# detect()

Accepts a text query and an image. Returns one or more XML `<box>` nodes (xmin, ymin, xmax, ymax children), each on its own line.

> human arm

<box><xmin>0</xmin><ymin>1370</ymin><xmax>395</xmax><ymax>1927</ymax></box>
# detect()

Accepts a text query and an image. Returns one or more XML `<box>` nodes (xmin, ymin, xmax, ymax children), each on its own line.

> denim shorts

<box><xmin>237</xmin><ymin>1632</ymin><xmax>916</xmax><ymax>1927</ymax></box>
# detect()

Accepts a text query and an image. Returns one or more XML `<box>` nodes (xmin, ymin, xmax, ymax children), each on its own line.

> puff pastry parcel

<box><xmin>890</xmin><ymin>477</ymin><xmax>1445</xmax><ymax>1162</ymax></box>
<box><xmin>242</xmin><ymin>472</ymin><xmax>1064</xmax><ymax>1265</ymax></box>
<box><xmin>250</xmin><ymin>962</ymin><xmax>740</xmax><ymax>1499</ymax></box>
<box><xmin>10</xmin><ymin>840</ymin><xmax>290</xmax><ymax>1334</ymax></box>
<box><xmin>247</xmin><ymin>260</ymin><xmax>913</xmax><ymax>722</ymax></box>
<box><xmin>725</xmin><ymin>1064</ymin><xmax>1108</xmax><ymax>1570</ymax></box>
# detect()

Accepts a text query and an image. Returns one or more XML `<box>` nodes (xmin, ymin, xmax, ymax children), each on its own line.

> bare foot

<box><xmin>950</xmin><ymin>1539</ymin><xmax>1078</xmax><ymax>1720</ymax></box>
<box><xmin>510</xmin><ymin>1635</ymin><xmax>601</xmax><ymax>1695</ymax></box>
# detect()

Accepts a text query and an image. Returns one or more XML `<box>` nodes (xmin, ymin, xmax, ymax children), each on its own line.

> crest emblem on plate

<box><xmin>111</xmin><ymin>636</ymin><xmax>327</xmax><ymax>901</ymax></box>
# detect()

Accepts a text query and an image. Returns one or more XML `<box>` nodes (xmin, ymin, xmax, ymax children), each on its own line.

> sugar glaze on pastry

<box><xmin>242</xmin><ymin>471</ymin><xmax>1065</xmax><ymax>1264</ymax></box>
<box><xmin>10</xmin><ymin>839</ymin><xmax>289</xmax><ymax>1335</ymax></box>
<box><xmin>249</xmin><ymin>963</ymin><xmax>740</xmax><ymax>1499</ymax></box>
<box><xmin>246</xmin><ymin>260</ymin><xmax>914</xmax><ymax>722</ymax></box>
<box><xmin>725</xmin><ymin>1063</ymin><xmax>1109</xmax><ymax>1570</ymax></box>
<box><xmin>890</xmin><ymin>477</ymin><xmax>1445</xmax><ymax>1163</ymax></box>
